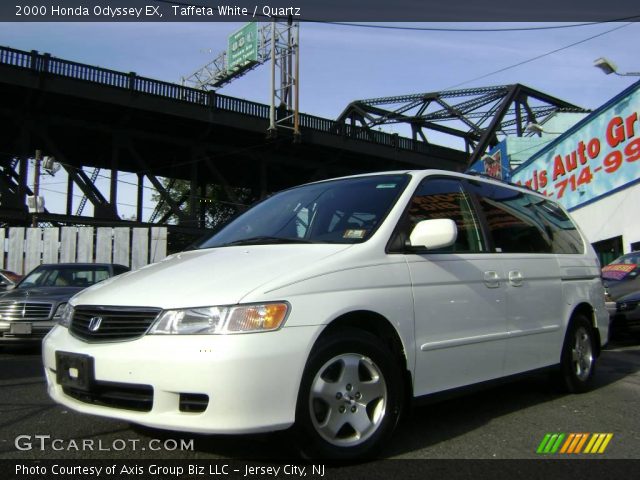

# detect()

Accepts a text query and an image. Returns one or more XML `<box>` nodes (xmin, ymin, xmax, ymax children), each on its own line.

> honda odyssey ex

<box><xmin>43</xmin><ymin>170</ymin><xmax>608</xmax><ymax>459</ymax></box>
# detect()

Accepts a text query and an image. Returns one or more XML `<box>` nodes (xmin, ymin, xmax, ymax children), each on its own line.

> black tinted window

<box><xmin>468</xmin><ymin>182</ymin><xmax>583</xmax><ymax>254</ymax></box>
<box><xmin>401</xmin><ymin>178</ymin><xmax>485</xmax><ymax>253</ymax></box>
<box><xmin>525</xmin><ymin>196</ymin><xmax>583</xmax><ymax>254</ymax></box>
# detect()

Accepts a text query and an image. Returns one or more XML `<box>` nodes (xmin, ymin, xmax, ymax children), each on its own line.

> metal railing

<box><xmin>0</xmin><ymin>45</ymin><xmax>429</xmax><ymax>153</ymax></box>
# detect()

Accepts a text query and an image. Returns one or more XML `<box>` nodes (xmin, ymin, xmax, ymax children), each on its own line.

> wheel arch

<box><xmin>294</xmin><ymin>310</ymin><xmax>409</xmax><ymax>457</ymax></box>
<box><xmin>569</xmin><ymin>302</ymin><xmax>601</xmax><ymax>357</ymax></box>
<box><xmin>315</xmin><ymin>310</ymin><xmax>413</xmax><ymax>401</ymax></box>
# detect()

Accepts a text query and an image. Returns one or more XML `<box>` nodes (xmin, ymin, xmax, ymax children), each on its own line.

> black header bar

<box><xmin>2</xmin><ymin>0</ymin><xmax>640</xmax><ymax>22</ymax></box>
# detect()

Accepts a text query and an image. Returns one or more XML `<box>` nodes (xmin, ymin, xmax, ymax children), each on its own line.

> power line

<box><xmin>445</xmin><ymin>22</ymin><xmax>633</xmax><ymax>89</ymax></box>
<box><xmin>507</xmin><ymin>138</ymin><xmax>557</xmax><ymax>159</ymax></box>
<box><xmin>151</xmin><ymin>0</ymin><xmax>640</xmax><ymax>32</ymax></box>
<box><xmin>151</xmin><ymin>1</ymin><xmax>638</xmax><ymax>97</ymax></box>
<box><xmin>317</xmin><ymin>17</ymin><xmax>640</xmax><ymax>32</ymax></box>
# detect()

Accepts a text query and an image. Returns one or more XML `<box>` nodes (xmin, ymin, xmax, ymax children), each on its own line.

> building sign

<box><xmin>468</xmin><ymin>141</ymin><xmax>510</xmax><ymax>180</ymax></box>
<box><xmin>511</xmin><ymin>81</ymin><xmax>640</xmax><ymax>210</ymax></box>
<box><xmin>227</xmin><ymin>22</ymin><xmax>258</xmax><ymax>73</ymax></box>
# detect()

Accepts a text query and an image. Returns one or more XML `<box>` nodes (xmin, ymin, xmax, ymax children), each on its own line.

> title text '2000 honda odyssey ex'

<box><xmin>43</xmin><ymin>170</ymin><xmax>608</xmax><ymax>459</ymax></box>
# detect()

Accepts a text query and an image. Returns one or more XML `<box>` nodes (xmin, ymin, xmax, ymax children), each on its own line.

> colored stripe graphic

<box><xmin>538</xmin><ymin>433</ymin><xmax>613</xmax><ymax>454</ymax></box>
<box><xmin>575</xmin><ymin>433</ymin><xmax>589</xmax><ymax>453</ymax></box>
<box><xmin>537</xmin><ymin>433</ymin><xmax>565</xmax><ymax>454</ymax></box>
<box><xmin>566</xmin><ymin>433</ymin><xmax>586</xmax><ymax>453</ymax></box>
<box><xmin>584</xmin><ymin>434</ymin><xmax>614</xmax><ymax>454</ymax></box>
<box><xmin>537</xmin><ymin>434</ymin><xmax>553</xmax><ymax>454</ymax></box>
<box><xmin>560</xmin><ymin>433</ymin><xmax>575</xmax><ymax>454</ymax></box>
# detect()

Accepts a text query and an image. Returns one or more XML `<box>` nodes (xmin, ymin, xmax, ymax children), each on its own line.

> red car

<box><xmin>0</xmin><ymin>269</ymin><xmax>23</xmax><ymax>292</ymax></box>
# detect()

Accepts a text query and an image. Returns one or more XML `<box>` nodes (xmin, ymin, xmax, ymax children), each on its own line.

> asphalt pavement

<box><xmin>0</xmin><ymin>337</ymin><xmax>638</xmax><ymax>460</ymax></box>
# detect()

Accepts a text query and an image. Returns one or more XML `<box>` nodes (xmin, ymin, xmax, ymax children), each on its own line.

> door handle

<box><xmin>483</xmin><ymin>271</ymin><xmax>501</xmax><ymax>288</ymax></box>
<box><xmin>508</xmin><ymin>270</ymin><xmax>524</xmax><ymax>287</ymax></box>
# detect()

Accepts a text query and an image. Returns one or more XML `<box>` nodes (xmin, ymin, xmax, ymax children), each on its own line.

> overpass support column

<box><xmin>189</xmin><ymin>157</ymin><xmax>198</xmax><ymax>225</ymax></box>
<box><xmin>110</xmin><ymin>140</ymin><xmax>119</xmax><ymax>218</ymax></box>
<box><xmin>136</xmin><ymin>173</ymin><xmax>144</xmax><ymax>222</ymax></box>
<box><xmin>66</xmin><ymin>174</ymin><xmax>73</xmax><ymax>215</ymax></box>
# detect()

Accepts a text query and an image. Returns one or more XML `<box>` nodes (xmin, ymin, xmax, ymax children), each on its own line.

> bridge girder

<box><xmin>337</xmin><ymin>84</ymin><xmax>590</xmax><ymax>166</ymax></box>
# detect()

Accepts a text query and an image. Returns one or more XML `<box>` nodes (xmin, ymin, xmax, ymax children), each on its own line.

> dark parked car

<box><xmin>610</xmin><ymin>290</ymin><xmax>640</xmax><ymax>336</ymax></box>
<box><xmin>0</xmin><ymin>269</ymin><xmax>23</xmax><ymax>292</ymax></box>
<box><xmin>602</xmin><ymin>251</ymin><xmax>640</xmax><ymax>337</ymax></box>
<box><xmin>0</xmin><ymin>263</ymin><xmax>129</xmax><ymax>344</ymax></box>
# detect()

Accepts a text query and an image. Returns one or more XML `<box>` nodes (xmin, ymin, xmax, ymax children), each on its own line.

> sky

<box><xmin>1</xmin><ymin>20</ymin><xmax>639</xmax><ymax>219</ymax></box>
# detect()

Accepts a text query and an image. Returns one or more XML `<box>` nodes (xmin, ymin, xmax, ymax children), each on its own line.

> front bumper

<box><xmin>610</xmin><ymin>305</ymin><xmax>640</xmax><ymax>332</ymax></box>
<box><xmin>0</xmin><ymin>320</ymin><xmax>56</xmax><ymax>343</ymax></box>
<box><xmin>43</xmin><ymin>324</ymin><xmax>321</xmax><ymax>434</ymax></box>
<box><xmin>605</xmin><ymin>301</ymin><xmax>617</xmax><ymax>317</ymax></box>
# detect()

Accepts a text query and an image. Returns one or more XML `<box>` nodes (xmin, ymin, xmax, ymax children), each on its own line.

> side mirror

<box><xmin>409</xmin><ymin>219</ymin><xmax>458</xmax><ymax>250</ymax></box>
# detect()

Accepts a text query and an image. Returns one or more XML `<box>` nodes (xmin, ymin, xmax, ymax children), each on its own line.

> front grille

<box><xmin>63</xmin><ymin>380</ymin><xmax>154</xmax><ymax>412</ymax></box>
<box><xmin>0</xmin><ymin>301</ymin><xmax>53</xmax><ymax>321</ymax></box>
<box><xmin>70</xmin><ymin>306</ymin><xmax>161</xmax><ymax>342</ymax></box>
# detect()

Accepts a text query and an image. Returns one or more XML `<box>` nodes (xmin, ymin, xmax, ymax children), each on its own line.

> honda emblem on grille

<box><xmin>88</xmin><ymin>316</ymin><xmax>103</xmax><ymax>332</ymax></box>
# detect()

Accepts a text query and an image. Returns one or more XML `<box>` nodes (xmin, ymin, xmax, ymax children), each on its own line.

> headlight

<box><xmin>148</xmin><ymin>302</ymin><xmax>289</xmax><ymax>335</ymax></box>
<box><xmin>56</xmin><ymin>303</ymin><xmax>74</xmax><ymax>327</ymax></box>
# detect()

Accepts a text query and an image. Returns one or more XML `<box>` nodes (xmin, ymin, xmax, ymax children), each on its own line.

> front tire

<box><xmin>294</xmin><ymin>329</ymin><xmax>403</xmax><ymax>460</ymax></box>
<box><xmin>559</xmin><ymin>314</ymin><xmax>597</xmax><ymax>393</ymax></box>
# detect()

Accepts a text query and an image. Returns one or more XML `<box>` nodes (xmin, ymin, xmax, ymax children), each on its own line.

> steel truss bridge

<box><xmin>0</xmin><ymin>46</ymin><xmax>588</xmax><ymax>233</ymax></box>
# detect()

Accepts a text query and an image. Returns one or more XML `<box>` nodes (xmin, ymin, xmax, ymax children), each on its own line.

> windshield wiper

<box><xmin>219</xmin><ymin>236</ymin><xmax>314</xmax><ymax>247</ymax></box>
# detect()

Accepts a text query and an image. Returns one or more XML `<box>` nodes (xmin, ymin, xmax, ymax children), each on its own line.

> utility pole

<box><xmin>31</xmin><ymin>149</ymin><xmax>41</xmax><ymax>227</ymax></box>
<box><xmin>268</xmin><ymin>16</ymin><xmax>300</xmax><ymax>138</ymax></box>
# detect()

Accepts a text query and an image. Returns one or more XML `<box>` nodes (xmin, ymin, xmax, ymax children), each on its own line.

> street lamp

<box><xmin>593</xmin><ymin>57</ymin><xmax>640</xmax><ymax>77</ymax></box>
<box><xmin>524</xmin><ymin>122</ymin><xmax>563</xmax><ymax>136</ymax></box>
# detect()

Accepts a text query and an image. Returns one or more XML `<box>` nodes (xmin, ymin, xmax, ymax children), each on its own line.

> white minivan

<box><xmin>43</xmin><ymin>170</ymin><xmax>608</xmax><ymax>458</ymax></box>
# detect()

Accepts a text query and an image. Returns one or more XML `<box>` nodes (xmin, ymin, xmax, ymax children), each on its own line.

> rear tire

<box><xmin>559</xmin><ymin>314</ymin><xmax>597</xmax><ymax>393</ymax></box>
<box><xmin>294</xmin><ymin>329</ymin><xmax>403</xmax><ymax>460</ymax></box>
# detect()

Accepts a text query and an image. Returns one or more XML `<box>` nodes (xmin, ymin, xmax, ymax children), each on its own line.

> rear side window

<box><xmin>468</xmin><ymin>182</ymin><xmax>583</xmax><ymax>254</ymax></box>
<box><xmin>402</xmin><ymin>178</ymin><xmax>486</xmax><ymax>253</ymax></box>
<box><xmin>526</xmin><ymin>196</ymin><xmax>584</xmax><ymax>254</ymax></box>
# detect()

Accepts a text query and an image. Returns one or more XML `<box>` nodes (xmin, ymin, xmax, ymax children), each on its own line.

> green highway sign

<box><xmin>227</xmin><ymin>23</ymin><xmax>258</xmax><ymax>73</ymax></box>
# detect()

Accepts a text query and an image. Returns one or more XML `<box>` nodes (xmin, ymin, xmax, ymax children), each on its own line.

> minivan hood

<box><xmin>71</xmin><ymin>244</ymin><xmax>352</xmax><ymax>309</ymax></box>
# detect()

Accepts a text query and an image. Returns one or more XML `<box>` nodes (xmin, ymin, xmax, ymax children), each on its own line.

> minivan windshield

<box><xmin>197</xmin><ymin>174</ymin><xmax>410</xmax><ymax>248</ymax></box>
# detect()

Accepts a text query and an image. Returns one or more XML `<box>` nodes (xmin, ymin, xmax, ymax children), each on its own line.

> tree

<box><xmin>150</xmin><ymin>178</ymin><xmax>250</xmax><ymax>229</ymax></box>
